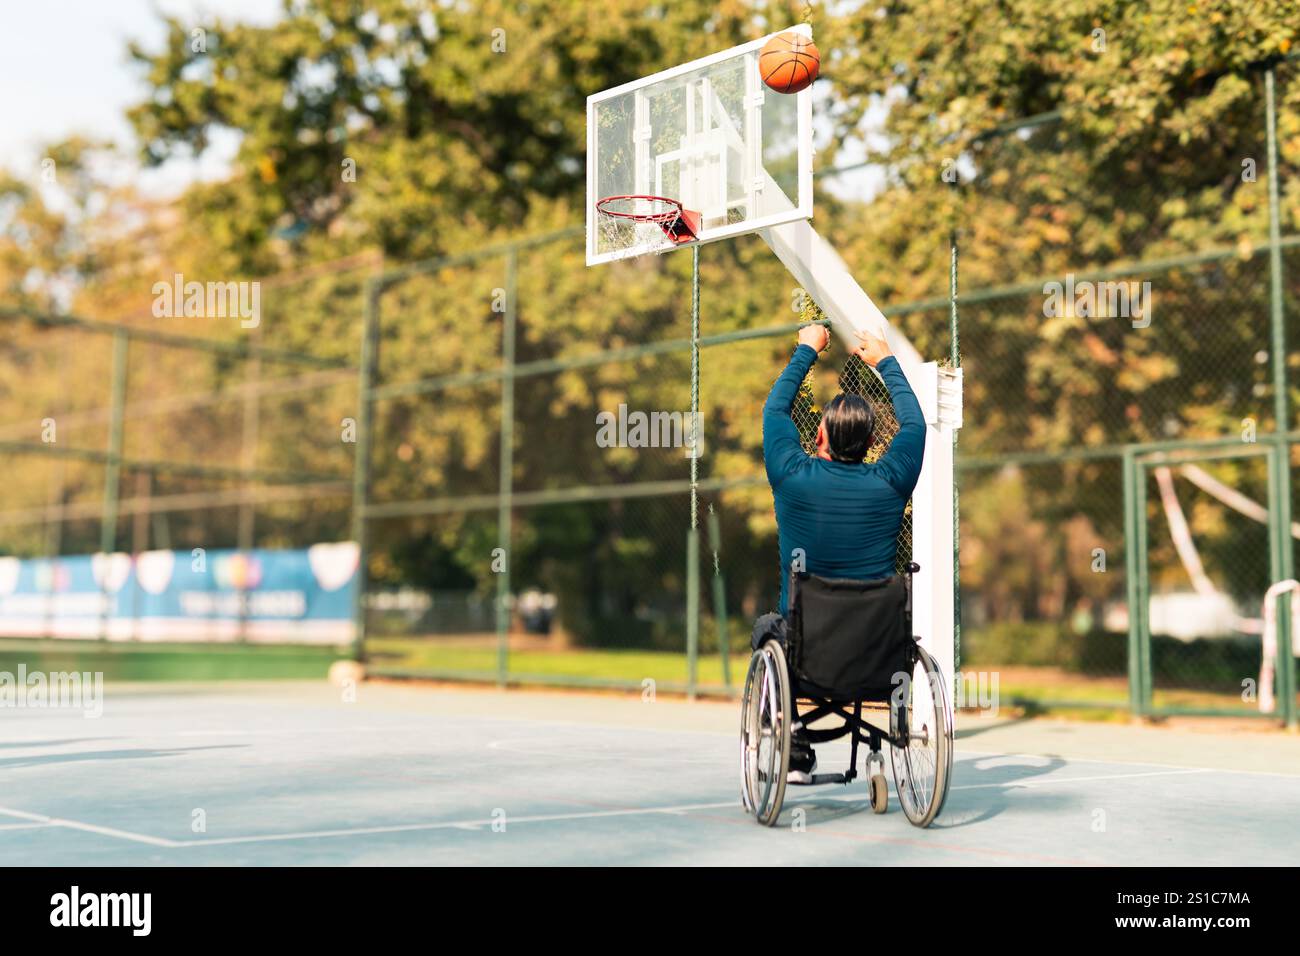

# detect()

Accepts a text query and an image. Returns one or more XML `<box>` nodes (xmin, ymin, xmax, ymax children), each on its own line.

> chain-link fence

<box><xmin>0</xmin><ymin>260</ymin><xmax>369</xmax><ymax>666</ymax></box>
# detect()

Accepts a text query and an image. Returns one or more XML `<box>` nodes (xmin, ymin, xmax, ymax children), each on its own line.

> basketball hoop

<box><xmin>595</xmin><ymin>195</ymin><xmax>700</xmax><ymax>256</ymax></box>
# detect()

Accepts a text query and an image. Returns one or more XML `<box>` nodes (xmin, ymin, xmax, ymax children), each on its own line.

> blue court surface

<box><xmin>4</xmin><ymin>680</ymin><xmax>1299</xmax><ymax>866</ymax></box>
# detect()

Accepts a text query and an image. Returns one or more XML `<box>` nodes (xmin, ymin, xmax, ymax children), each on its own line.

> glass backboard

<box><xmin>586</xmin><ymin>25</ymin><xmax>814</xmax><ymax>266</ymax></box>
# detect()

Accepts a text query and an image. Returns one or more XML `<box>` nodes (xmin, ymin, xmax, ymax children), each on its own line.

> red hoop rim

<box><xmin>596</xmin><ymin>194</ymin><xmax>685</xmax><ymax>224</ymax></box>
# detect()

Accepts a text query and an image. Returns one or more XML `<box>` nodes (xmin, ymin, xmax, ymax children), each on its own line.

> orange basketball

<box><xmin>759</xmin><ymin>32</ymin><xmax>820</xmax><ymax>94</ymax></box>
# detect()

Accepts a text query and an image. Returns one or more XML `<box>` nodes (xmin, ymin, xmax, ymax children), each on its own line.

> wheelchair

<box><xmin>740</xmin><ymin>564</ymin><xmax>953</xmax><ymax>828</ymax></box>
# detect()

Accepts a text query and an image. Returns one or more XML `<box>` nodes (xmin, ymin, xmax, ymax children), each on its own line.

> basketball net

<box><xmin>596</xmin><ymin>196</ymin><xmax>694</xmax><ymax>260</ymax></box>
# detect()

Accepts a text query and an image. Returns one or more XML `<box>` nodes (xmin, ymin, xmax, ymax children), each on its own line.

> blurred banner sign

<box><xmin>0</xmin><ymin>543</ymin><xmax>358</xmax><ymax>644</ymax></box>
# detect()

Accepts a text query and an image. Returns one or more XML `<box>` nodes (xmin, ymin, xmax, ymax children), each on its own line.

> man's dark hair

<box><xmin>821</xmin><ymin>393</ymin><xmax>875</xmax><ymax>463</ymax></box>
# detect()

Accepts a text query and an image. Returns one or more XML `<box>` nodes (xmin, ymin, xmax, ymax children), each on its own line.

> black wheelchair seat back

<box><xmin>786</xmin><ymin>571</ymin><xmax>915</xmax><ymax>702</ymax></box>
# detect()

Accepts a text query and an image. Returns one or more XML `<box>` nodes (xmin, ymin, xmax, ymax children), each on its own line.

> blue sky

<box><xmin>0</xmin><ymin>0</ymin><xmax>281</xmax><ymax>194</ymax></box>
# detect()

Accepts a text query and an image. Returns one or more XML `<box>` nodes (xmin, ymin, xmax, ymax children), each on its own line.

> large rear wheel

<box><xmin>889</xmin><ymin>646</ymin><xmax>952</xmax><ymax>828</ymax></box>
<box><xmin>739</xmin><ymin>640</ymin><xmax>792</xmax><ymax>827</ymax></box>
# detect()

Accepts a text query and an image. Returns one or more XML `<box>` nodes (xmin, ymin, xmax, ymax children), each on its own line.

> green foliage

<box><xmin>963</xmin><ymin>620</ymin><xmax>1084</xmax><ymax>668</ymax></box>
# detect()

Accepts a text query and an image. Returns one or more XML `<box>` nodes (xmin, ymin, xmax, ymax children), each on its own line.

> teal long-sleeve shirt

<box><xmin>763</xmin><ymin>344</ymin><xmax>926</xmax><ymax>615</ymax></box>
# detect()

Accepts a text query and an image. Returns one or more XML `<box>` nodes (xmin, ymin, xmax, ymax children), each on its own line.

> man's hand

<box><xmin>853</xmin><ymin>327</ymin><xmax>893</xmax><ymax>367</ymax></box>
<box><xmin>797</xmin><ymin>322</ymin><xmax>830</xmax><ymax>353</ymax></box>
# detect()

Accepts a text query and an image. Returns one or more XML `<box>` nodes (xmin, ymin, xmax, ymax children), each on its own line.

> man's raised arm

<box><xmin>763</xmin><ymin>324</ymin><xmax>828</xmax><ymax>487</ymax></box>
<box><xmin>854</xmin><ymin>328</ymin><xmax>925</xmax><ymax>497</ymax></box>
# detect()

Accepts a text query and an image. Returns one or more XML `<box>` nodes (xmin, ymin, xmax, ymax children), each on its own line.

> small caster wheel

<box><xmin>870</xmin><ymin>773</ymin><xmax>888</xmax><ymax>814</ymax></box>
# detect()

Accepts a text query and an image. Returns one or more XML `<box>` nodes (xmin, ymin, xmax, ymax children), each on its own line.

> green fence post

<box><xmin>1122</xmin><ymin>450</ymin><xmax>1135</xmax><ymax>713</ymax></box>
<box><xmin>98</xmin><ymin>329</ymin><xmax>128</xmax><ymax>640</ymax></box>
<box><xmin>350</xmin><ymin>281</ymin><xmax>381</xmax><ymax>662</ymax></box>
<box><xmin>44</xmin><ymin>460</ymin><xmax>66</xmax><ymax>633</ymax></box>
<box><xmin>237</xmin><ymin>321</ymin><xmax>262</xmax><ymax>643</ymax></box>
<box><xmin>707</xmin><ymin>503</ymin><xmax>730</xmax><ymax>687</ymax></box>
<box><xmin>496</xmin><ymin>250</ymin><xmax>518</xmax><ymax>688</ymax></box>
<box><xmin>1265</xmin><ymin>68</ymin><xmax>1296</xmax><ymax>728</ymax></box>
<box><xmin>1262</xmin><ymin>443</ymin><xmax>1293</xmax><ymax>726</ymax></box>
<box><xmin>1270</xmin><ymin>441</ymin><xmax>1297</xmax><ymax>730</ymax></box>
<box><xmin>1135</xmin><ymin>458</ymin><xmax>1154</xmax><ymax>713</ymax></box>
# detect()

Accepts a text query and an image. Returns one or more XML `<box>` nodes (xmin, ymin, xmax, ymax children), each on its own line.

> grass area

<box><xmin>1</xmin><ymin>633</ymin><xmax>1282</xmax><ymax>722</ymax></box>
<box><xmin>368</xmin><ymin>639</ymin><xmax>1287</xmax><ymax>719</ymax></box>
<box><xmin>1149</xmin><ymin>688</ymin><xmax>1273</xmax><ymax>713</ymax></box>
<box><xmin>365</xmin><ymin>638</ymin><xmax>741</xmax><ymax>688</ymax></box>
<box><xmin>0</xmin><ymin>638</ymin><xmax>345</xmax><ymax>681</ymax></box>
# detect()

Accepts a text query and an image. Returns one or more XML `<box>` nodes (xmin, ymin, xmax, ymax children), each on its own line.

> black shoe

<box><xmin>787</xmin><ymin>724</ymin><xmax>817</xmax><ymax>784</ymax></box>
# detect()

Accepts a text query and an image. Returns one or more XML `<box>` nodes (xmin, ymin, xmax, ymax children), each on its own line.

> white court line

<box><xmin>1</xmin><ymin>799</ymin><xmax>746</xmax><ymax>849</ymax></box>
<box><xmin>182</xmin><ymin>801</ymin><xmax>741</xmax><ymax>846</ymax></box>
<box><xmin>0</xmin><ymin>806</ymin><xmax>178</xmax><ymax>847</ymax></box>
<box><xmin>0</xmin><ymin>822</ymin><xmax>53</xmax><ymax>832</ymax></box>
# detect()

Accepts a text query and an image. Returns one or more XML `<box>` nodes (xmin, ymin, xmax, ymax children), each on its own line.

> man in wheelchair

<box><xmin>754</xmin><ymin>321</ymin><xmax>925</xmax><ymax>784</ymax></box>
